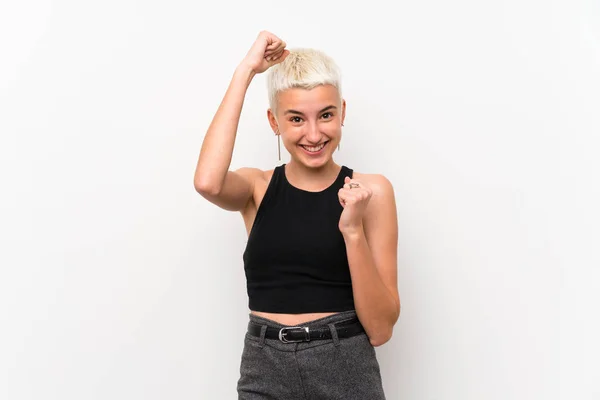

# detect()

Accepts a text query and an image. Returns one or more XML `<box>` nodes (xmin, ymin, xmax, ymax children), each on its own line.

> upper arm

<box><xmin>363</xmin><ymin>175</ymin><xmax>401</xmax><ymax>317</ymax></box>
<box><xmin>195</xmin><ymin>167</ymin><xmax>259</xmax><ymax>212</ymax></box>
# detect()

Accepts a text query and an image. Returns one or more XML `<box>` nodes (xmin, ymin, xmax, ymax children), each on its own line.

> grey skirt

<box><xmin>236</xmin><ymin>309</ymin><xmax>386</xmax><ymax>400</ymax></box>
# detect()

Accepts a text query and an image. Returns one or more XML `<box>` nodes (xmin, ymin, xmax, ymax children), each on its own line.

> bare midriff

<box><xmin>250</xmin><ymin>310</ymin><xmax>340</xmax><ymax>325</ymax></box>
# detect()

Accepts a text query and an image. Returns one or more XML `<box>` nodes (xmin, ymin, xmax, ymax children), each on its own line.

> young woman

<box><xmin>194</xmin><ymin>30</ymin><xmax>400</xmax><ymax>399</ymax></box>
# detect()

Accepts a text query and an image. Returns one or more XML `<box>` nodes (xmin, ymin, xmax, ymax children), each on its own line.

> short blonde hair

<box><xmin>266</xmin><ymin>48</ymin><xmax>342</xmax><ymax>116</ymax></box>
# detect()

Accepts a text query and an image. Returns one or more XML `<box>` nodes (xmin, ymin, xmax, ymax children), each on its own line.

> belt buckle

<box><xmin>278</xmin><ymin>326</ymin><xmax>310</xmax><ymax>343</ymax></box>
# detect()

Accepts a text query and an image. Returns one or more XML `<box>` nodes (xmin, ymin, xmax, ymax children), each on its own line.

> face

<box><xmin>267</xmin><ymin>84</ymin><xmax>346</xmax><ymax>168</ymax></box>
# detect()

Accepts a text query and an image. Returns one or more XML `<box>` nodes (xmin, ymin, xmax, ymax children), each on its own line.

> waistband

<box><xmin>245</xmin><ymin>310</ymin><xmax>364</xmax><ymax>350</ymax></box>
<box><xmin>247</xmin><ymin>309</ymin><xmax>358</xmax><ymax>329</ymax></box>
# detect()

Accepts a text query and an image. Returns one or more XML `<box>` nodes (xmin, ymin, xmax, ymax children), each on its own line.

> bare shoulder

<box><xmin>352</xmin><ymin>171</ymin><xmax>395</xmax><ymax>197</ymax></box>
<box><xmin>235</xmin><ymin>166</ymin><xmax>276</xmax><ymax>179</ymax></box>
<box><xmin>352</xmin><ymin>171</ymin><xmax>397</xmax><ymax>224</ymax></box>
<box><xmin>233</xmin><ymin>166</ymin><xmax>273</xmax><ymax>196</ymax></box>
<box><xmin>238</xmin><ymin>167</ymin><xmax>276</xmax><ymax>192</ymax></box>
<box><xmin>234</xmin><ymin>166</ymin><xmax>265</xmax><ymax>182</ymax></box>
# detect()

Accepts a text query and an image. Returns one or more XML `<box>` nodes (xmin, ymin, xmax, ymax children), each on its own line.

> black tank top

<box><xmin>242</xmin><ymin>163</ymin><xmax>356</xmax><ymax>313</ymax></box>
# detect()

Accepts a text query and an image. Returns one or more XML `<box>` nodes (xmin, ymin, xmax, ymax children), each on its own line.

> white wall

<box><xmin>1</xmin><ymin>0</ymin><xmax>598</xmax><ymax>399</ymax></box>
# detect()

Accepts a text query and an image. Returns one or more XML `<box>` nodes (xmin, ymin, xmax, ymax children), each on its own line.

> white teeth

<box><xmin>302</xmin><ymin>142</ymin><xmax>326</xmax><ymax>152</ymax></box>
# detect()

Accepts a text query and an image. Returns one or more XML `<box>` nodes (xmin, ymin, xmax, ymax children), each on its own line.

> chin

<box><xmin>299</xmin><ymin>158</ymin><xmax>334</xmax><ymax>171</ymax></box>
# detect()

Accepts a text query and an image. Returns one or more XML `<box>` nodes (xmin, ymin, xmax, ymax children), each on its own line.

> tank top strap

<box><xmin>334</xmin><ymin>165</ymin><xmax>354</xmax><ymax>190</ymax></box>
<box><xmin>341</xmin><ymin>165</ymin><xmax>354</xmax><ymax>181</ymax></box>
<box><xmin>260</xmin><ymin>164</ymin><xmax>284</xmax><ymax>207</ymax></box>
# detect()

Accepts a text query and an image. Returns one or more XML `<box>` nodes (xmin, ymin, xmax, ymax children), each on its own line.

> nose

<box><xmin>305</xmin><ymin>122</ymin><xmax>323</xmax><ymax>144</ymax></box>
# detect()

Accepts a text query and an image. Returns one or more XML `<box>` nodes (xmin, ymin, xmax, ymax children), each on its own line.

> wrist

<box><xmin>341</xmin><ymin>225</ymin><xmax>364</xmax><ymax>240</ymax></box>
<box><xmin>235</xmin><ymin>63</ymin><xmax>257</xmax><ymax>81</ymax></box>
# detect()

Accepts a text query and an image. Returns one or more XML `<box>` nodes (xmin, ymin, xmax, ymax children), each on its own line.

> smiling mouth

<box><xmin>300</xmin><ymin>141</ymin><xmax>329</xmax><ymax>153</ymax></box>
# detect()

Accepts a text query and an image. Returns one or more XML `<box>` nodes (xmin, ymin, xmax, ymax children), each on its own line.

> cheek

<box><xmin>323</xmin><ymin>125</ymin><xmax>341</xmax><ymax>136</ymax></box>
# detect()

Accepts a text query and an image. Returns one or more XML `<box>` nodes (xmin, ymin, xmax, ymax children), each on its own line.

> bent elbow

<box><xmin>369</xmin><ymin>328</ymin><xmax>393</xmax><ymax>347</ymax></box>
<box><xmin>194</xmin><ymin>180</ymin><xmax>221</xmax><ymax>196</ymax></box>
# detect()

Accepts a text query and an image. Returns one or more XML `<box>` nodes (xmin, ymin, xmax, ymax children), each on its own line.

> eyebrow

<box><xmin>284</xmin><ymin>105</ymin><xmax>337</xmax><ymax>116</ymax></box>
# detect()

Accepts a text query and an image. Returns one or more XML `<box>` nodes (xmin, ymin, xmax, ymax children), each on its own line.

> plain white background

<box><xmin>1</xmin><ymin>0</ymin><xmax>599</xmax><ymax>399</ymax></box>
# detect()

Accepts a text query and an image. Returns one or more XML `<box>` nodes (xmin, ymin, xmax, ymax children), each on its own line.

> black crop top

<box><xmin>242</xmin><ymin>164</ymin><xmax>356</xmax><ymax>313</ymax></box>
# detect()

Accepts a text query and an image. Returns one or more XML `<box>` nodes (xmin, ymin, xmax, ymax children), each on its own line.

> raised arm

<box><xmin>193</xmin><ymin>31</ymin><xmax>289</xmax><ymax>212</ymax></box>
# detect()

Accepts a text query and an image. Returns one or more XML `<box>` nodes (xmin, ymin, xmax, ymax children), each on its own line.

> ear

<box><xmin>341</xmin><ymin>98</ymin><xmax>347</xmax><ymax>125</ymax></box>
<box><xmin>267</xmin><ymin>108</ymin><xmax>279</xmax><ymax>134</ymax></box>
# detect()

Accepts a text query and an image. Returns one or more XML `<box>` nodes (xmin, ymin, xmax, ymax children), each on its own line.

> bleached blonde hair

<box><xmin>266</xmin><ymin>48</ymin><xmax>342</xmax><ymax>117</ymax></box>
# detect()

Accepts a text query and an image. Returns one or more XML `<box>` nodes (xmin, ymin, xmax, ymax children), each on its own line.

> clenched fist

<box><xmin>240</xmin><ymin>31</ymin><xmax>290</xmax><ymax>74</ymax></box>
<box><xmin>338</xmin><ymin>176</ymin><xmax>373</xmax><ymax>235</ymax></box>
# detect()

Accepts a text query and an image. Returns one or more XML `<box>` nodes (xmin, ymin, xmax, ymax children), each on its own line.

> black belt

<box><xmin>247</xmin><ymin>316</ymin><xmax>365</xmax><ymax>343</ymax></box>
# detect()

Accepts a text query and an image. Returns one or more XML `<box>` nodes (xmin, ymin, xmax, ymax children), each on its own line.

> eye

<box><xmin>290</xmin><ymin>116</ymin><xmax>303</xmax><ymax>123</ymax></box>
<box><xmin>321</xmin><ymin>112</ymin><xmax>333</xmax><ymax>119</ymax></box>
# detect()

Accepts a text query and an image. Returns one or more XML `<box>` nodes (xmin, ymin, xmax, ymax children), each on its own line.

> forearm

<box><xmin>343</xmin><ymin>227</ymin><xmax>399</xmax><ymax>346</ymax></box>
<box><xmin>193</xmin><ymin>64</ymin><xmax>256</xmax><ymax>192</ymax></box>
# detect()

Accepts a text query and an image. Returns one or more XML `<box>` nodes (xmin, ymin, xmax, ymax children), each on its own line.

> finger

<box><xmin>262</xmin><ymin>31</ymin><xmax>281</xmax><ymax>45</ymax></box>
<box><xmin>264</xmin><ymin>46</ymin><xmax>280</xmax><ymax>57</ymax></box>
<box><xmin>267</xmin><ymin>40</ymin><xmax>285</xmax><ymax>51</ymax></box>
<box><xmin>266</xmin><ymin>39</ymin><xmax>286</xmax><ymax>54</ymax></box>
<box><xmin>265</xmin><ymin>50</ymin><xmax>278</xmax><ymax>59</ymax></box>
<box><xmin>270</xmin><ymin>45</ymin><xmax>285</xmax><ymax>56</ymax></box>
<box><xmin>268</xmin><ymin>39</ymin><xmax>285</xmax><ymax>49</ymax></box>
<box><xmin>338</xmin><ymin>189</ymin><xmax>358</xmax><ymax>204</ymax></box>
<box><xmin>265</xmin><ymin>50</ymin><xmax>281</xmax><ymax>61</ymax></box>
<box><xmin>268</xmin><ymin>48</ymin><xmax>288</xmax><ymax>63</ymax></box>
<box><xmin>338</xmin><ymin>192</ymin><xmax>348</xmax><ymax>207</ymax></box>
<box><xmin>265</xmin><ymin>39</ymin><xmax>285</xmax><ymax>54</ymax></box>
<box><xmin>269</xmin><ymin>49</ymin><xmax>286</xmax><ymax>61</ymax></box>
<box><xmin>265</xmin><ymin>44</ymin><xmax>285</xmax><ymax>59</ymax></box>
<box><xmin>340</xmin><ymin>189</ymin><xmax>369</xmax><ymax>205</ymax></box>
<box><xmin>271</xmin><ymin>49</ymin><xmax>290</xmax><ymax>64</ymax></box>
<box><xmin>343</xmin><ymin>176</ymin><xmax>359</xmax><ymax>188</ymax></box>
<box><xmin>339</xmin><ymin>194</ymin><xmax>358</xmax><ymax>207</ymax></box>
<box><xmin>343</xmin><ymin>181</ymin><xmax>363</xmax><ymax>190</ymax></box>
